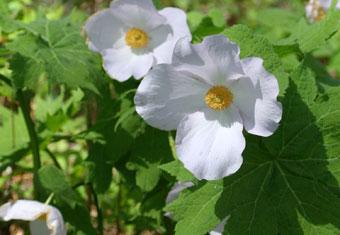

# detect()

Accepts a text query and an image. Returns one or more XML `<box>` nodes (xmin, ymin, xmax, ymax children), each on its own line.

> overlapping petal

<box><xmin>176</xmin><ymin>108</ymin><xmax>245</xmax><ymax>180</ymax></box>
<box><xmin>135</xmin><ymin>64</ymin><xmax>208</xmax><ymax>130</ymax></box>
<box><xmin>103</xmin><ymin>47</ymin><xmax>154</xmax><ymax>81</ymax></box>
<box><xmin>84</xmin><ymin>9</ymin><xmax>125</xmax><ymax>52</ymax></box>
<box><xmin>234</xmin><ymin>57</ymin><xmax>282</xmax><ymax>137</ymax></box>
<box><xmin>152</xmin><ymin>7</ymin><xmax>192</xmax><ymax>64</ymax></box>
<box><xmin>110</xmin><ymin>0</ymin><xmax>166</xmax><ymax>31</ymax></box>
<box><xmin>172</xmin><ymin>35</ymin><xmax>244</xmax><ymax>85</ymax></box>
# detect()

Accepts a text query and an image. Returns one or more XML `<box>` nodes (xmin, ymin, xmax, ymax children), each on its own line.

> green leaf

<box><xmin>278</xmin><ymin>10</ymin><xmax>340</xmax><ymax>53</ymax></box>
<box><xmin>256</xmin><ymin>8</ymin><xmax>302</xmax><ymax>29</ymax></box>
<box><xmin>0</xmin><ymin>105</ymin><xmax>29</xmax><ymax>157</ymax></box>
<box><xmin>38</xmin><ymin>165</ymin><xmax>83</xmax><ymax>207</ymax></box>
<box><xmin>160</xmin><ymin>160</ymin><xmax>195</xmax><ymax>182</ymax></box>
<box><xmin>208</xmin><ymin>9</ymin><xmax>226</xmax><ymax>28</ymax></box>
<box><xmin>187</xmin><ymin>11</ymin><xmax>205</xmax><ymax>32</ymax></box>
<box><xmin>165</xmin><ymin>181</ymin><xmax>223</xmax><ymax>235</ymax></box>
<box><xmin>58</xmin><ymin>203</ymin><xmax>97</xmax><ymax>235</ymax></box>
<box><xmin>223</xmin><ymin>24</ymin><xmax>289</xmax><ymax>96</ymax></box>
<box><xmin>192</xmin><ymin>17</ymin><xmax>224</xmax><ymax>42</ymax></box>
<box><xmin>9</xmin><ymin>53</ymin><xmax>43</xmax><ymax>89</ymax></box>
<box><xmin>6</xmin><ymin>18</ymin><xmax>101</xmax><ymax>92</ymax></box>
<box><xmin>167</xmin><ymin>60</ymin><xmax>340</xmax><ymax>235</ymax></box>
<box><xmin>86</xmin><ymin>85</ymin><xmax>145</xmax><ymax>193</ymax></box>
<box><xmin>0</xmin><ymin>15</ymin><xmax>22</xmax><ymax>32</ymax></box>
<box><xmin>128</xmin><ymin>127</ymin><xmax>172</xmax><ymax>192</ymax></box>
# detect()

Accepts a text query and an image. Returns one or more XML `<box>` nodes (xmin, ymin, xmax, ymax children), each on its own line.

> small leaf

<box><xmin>160</xmin><ymin>160</ymin><xmax>195</xmax><ymax>182</ymax></box>
<box><xmin>38</xmin><ymin>165</ymin><xmax>83</xmax><ymax>207</ymax></box>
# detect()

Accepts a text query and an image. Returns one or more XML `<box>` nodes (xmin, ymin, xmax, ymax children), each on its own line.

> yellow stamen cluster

<box><xmin>36</xmin><ymin>213</ymin><xmax>48</xmax><ymax>221</ymax></box>
<box><xmin>205</xmin><ymin>86</ymin><xmax>233</xmax><ymax>111</ymax></box>
<box><xmin>125</xmin><ymin>28</ymin><xmax>149</xmax><ymax>48</ymax></box>
<box><xmin>312</xmin><ymin>0</ymin><xmax>326</xmax><ymax>21</ymax></box>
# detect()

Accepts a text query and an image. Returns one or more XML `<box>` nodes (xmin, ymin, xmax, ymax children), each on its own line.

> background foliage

<box><xmin>0</xmin><ymin>0</ymin><xmax>339</xmax><ymax>234</ymax></box>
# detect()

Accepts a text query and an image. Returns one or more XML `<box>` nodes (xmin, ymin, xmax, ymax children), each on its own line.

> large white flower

<box><xmin>84</xmin><ymin>0</ymin><xmax>191</xmax><ymax>82</ymax></box>
<box><xmin>306</xmin><ymin>0</ymin><xmax>340</xmax><ymax>22</ymax></box>
<box><xmin>135</xmin><ymin>35</ymin><xmax>282</xmax><ymax>180</ymax></box>
<box><xmin>0</xmin><ymin>200</ymin><xmax>66</xmax><ymax>235</ymax></box>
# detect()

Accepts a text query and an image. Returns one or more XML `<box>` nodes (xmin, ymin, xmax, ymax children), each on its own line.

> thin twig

<box><xmin>45</xmin><ymin>148</ymin><xmax>62</xmax><ymax>169</ymax></box>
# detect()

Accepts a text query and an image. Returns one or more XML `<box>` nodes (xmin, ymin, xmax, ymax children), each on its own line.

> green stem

<box><xmin>86</xmin><ymin>100</ymin><xmax>103</xmax><ymax>234</ymax></box>
<box><xmin>0</xmin><ymin>74</ymin><xmax>11</xmax><ymax>86</ymax></box>
<box><xmin>17</xmin><ymin>89</ymin><xmax>42</xmax><ymax>200</ymax></box>
<box><xmin>89</xmin><ymin>184</ymin><xmax>104</xmax><ymax>235</ymax></box>
<box><xmin>45</xmin><ymin>148</ymin><xmax>62</xmax><ymax>169</ymax></box>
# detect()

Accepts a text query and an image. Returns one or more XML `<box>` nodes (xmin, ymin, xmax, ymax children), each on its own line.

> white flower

<box><xmin>84</xmin><ymin>0</ymin><xmax>191</xmax><ymax>82</ymax></box>
<box><xmin>135</xmin><ymin>35</ymin><xmax>282</xmax><ymax>180</ymax></box>
<box><xmin>305</xmin><ymin>0</ymin><xmax>340</xmax><ymax>22</ymax></box>
<box><xmin>166</xmin><ymin>182</ymin><xmax>228</xmax><ymax>235</ymax></box>
<box><xmin>0</xmin><ymin>200</ymin><xmax>66</xmax><ymax>235</ymax></box>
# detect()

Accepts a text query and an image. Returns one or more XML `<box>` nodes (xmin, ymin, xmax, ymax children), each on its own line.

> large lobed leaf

<box><xmin>6</xmin><ymin>19</ymin><xmax>101</xmax><ymax>92</ymax></box>
<box><xmin>166</xmin><ymin>59</ymin><xmax>340</xmax><ymax>235</ymax></box>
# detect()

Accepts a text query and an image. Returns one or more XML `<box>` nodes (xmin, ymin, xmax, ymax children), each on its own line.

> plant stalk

<box><xmin>17</xmin><ymin>89</ymin><xmax>42</xmax><ymax>200</ymax></box>
<box><xmin>89</xmin><ymin>184</ymin><xmax>104</xmax><ymax>235</ymax></box>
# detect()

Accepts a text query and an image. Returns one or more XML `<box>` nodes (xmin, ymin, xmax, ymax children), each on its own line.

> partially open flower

<box><xmin>0</xmin><ymin>200</ymin><xmax>66</xmax><ymax>235</ymax></box>
<box><xmin>305</xmin><ymin>0</ymin><xmax>340</xmax><ymax>22</ymax></box>
<box><xmin>135</xmin><ymin>35</ymin><xmax>282</xmax><ymax>180</ymax></box>
<box><xmin>85</xmin><ymin>0</ymin><xmax>191</xmax><ymax>82</ymax></box>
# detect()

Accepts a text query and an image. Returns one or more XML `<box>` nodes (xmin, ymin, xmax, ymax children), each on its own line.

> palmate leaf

<box><xmin>6</xmin><ymin>18</ymin><xmax>101</xmax><ymax>92</ymax></box>
<box><xmin>166</xmin><ymin>60</ymin><xmax>340</xmax><ymax>235</ymax></box>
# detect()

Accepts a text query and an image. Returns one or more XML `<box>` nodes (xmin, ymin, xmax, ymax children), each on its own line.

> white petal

<box><xmin>148</xmin><ymin>24</ymin><xmax>172</xmax><ymax>52</ymax></box>
<box><xmin>134</xmin><ymin>64</ymin><xmax>208</xmax><ymax>130</ymax></box>
<box><xmin>209</xmin><ymin>217</ymin><xmax>229</xmax><ymax>235</ymax></box>
<box><xmin>103</xmin><ymin>47</ymin><xmax>154</xmax><ymax>81</ymax></box>
<box><xmin>172</xmin><ymin>35</ymin><xmax>244</xmax><ymax>85</ymax></box>
<box><xmin>175</xmin><ymin>108</ymin><xmax>245</xmax><ymax>180</ymax></box>
<box><xmin>232</xmin><ymin>57</ymin><xmax>282</xmax><ymax>137</ymax></box>
<box><xmin>152</xmin><ymin>7</ymin><xmax>192</xmax><ymax>64</ymax></box>
<box><xmin>84</xmin><ymin>9</ymin><xmax>125</xmax><ymax>52</ymax></box>
<box><xmin>0</xmin><ymin>200</ymin><xmax>66</xmax><ymax>235</ymax></box>
<box><xmin>319</xmin><ymin>0</ymin><xmax>332</xmax><ymax>9</ymax></box>
<box><xmin>110</xmin><ymin>0</ymin><xmax>166</xmax><ymax>31</ymax></box>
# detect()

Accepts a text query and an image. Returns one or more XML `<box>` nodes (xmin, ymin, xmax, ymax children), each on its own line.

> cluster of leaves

<box><xmin>0</xmin><ymin>0</ymin><xmax>340</xmax><ymax>234</ymax></box>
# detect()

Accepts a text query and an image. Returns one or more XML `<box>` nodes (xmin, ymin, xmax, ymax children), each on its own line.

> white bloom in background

<box><xmin>135</xmin><ymin>35</ymin><xmax>282</xmax><ymax>180</ymax></box>
<box><xmin>305</xmin><ymin>0</ymin><xmax>340</xmax><ymax>22</ymax></box>
<box><xmin>85</xmin><ymin>0</ymin><xmax>191</xmax><ymax>82</ymax></box>
<box><xmin>166</xmin><ymin>182</ymin><xmax>228</xmax><ymax>235</ymax></box>
<box><xmin>0</xmin><ymin>200</ymin><xmax>66</xmax><ymax>235</ymax></box>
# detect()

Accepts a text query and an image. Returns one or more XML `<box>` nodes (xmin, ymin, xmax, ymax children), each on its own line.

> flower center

<box><xmin>312</xmin><ymin>0</ymin><xmax>326</xmax><ymax>21</ymax></box>
<box><xmin>205</xmin><ymin>86</ymin><xmax>233</xmax><ymax>111</ymax></box>
<box><xmin>125</xmin><ymin>28</ymin><xmax>149</xmax><ymax>48</ymax></box>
